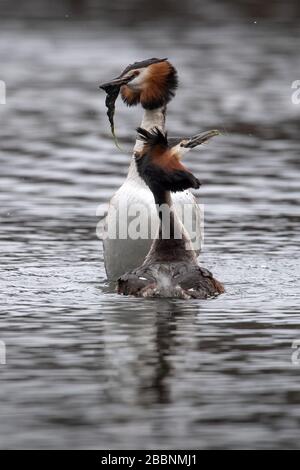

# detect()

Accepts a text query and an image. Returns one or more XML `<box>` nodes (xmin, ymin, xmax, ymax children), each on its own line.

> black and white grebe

<box><xmin>117</xmin><ymin>127</ymin><xmax>224</xmax><ymax>299</ymax></box>
<box><xmin>100</xmin><ymin>58</ymin><xmax>203</xmax><ymax>280</ymax></box>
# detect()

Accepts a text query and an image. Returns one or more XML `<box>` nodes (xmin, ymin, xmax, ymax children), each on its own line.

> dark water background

<box><xmin>0</xmin><ymin>14</ymin><xmax>300</xmax><ymax>448</ymax></box>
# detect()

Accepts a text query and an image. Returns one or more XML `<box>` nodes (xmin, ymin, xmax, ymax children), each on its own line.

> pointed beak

<box><xmin>99</xmin><ymin>75</ymin><xmax>132</xmax><ymax>92</ymax></box>
<box><xmin>181</xmin><ymin>129</ymin><xmax>220</xmax><ymax>149</ymax></box>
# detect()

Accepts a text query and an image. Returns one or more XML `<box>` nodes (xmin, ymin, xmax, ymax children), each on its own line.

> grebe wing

<box><xmin>117</xmin><ymin>268</ymin><xmax>156</xmax><ymax>296</ymax></box>
<box><xmin>174</xmin><ymin>265</ymin><xmax>225</xmax><ymax>298</ymax></box>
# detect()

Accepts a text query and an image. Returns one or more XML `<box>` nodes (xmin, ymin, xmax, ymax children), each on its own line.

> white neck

<box><xmin>133</xmin><ymin>106</ymin><xmax>166</xmax><ymax>152</ymax></box>
<box><xmin>126</xmin><ymin>106</ymin><xmax>166</xmax><ymax>183</ymax></box>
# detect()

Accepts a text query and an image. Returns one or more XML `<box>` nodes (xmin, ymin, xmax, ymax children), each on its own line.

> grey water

<box><xmin>0</xmin><ymin>19</ymin><xmax>300</xmax><ymax>449</ymax></box>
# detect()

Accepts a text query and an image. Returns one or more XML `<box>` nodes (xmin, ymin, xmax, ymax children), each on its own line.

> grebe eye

<box><xmin>133</xmin><ymin>70</ymin><xmax>140</xmax><ymax>76</ymax></box>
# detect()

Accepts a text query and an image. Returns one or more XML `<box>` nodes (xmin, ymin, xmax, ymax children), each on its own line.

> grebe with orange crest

<box><xmin>100</xmin><ymin>58</ymin><xmax>203</xmax><ymax>280</ymax></box>
<box><xmin>117</xmin><ymin>127</ymin><xmax>224</xmax><ymax>299</ymax></box>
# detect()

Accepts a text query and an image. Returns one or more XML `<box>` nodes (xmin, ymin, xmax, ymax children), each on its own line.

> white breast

<box><xmin>102</xmin><ymin>161</ymin><xmax>203</xmax><ymax>280</ymax></box>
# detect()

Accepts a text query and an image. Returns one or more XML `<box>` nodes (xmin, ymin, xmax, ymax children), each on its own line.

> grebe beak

<box><xmin>181</xmin><ymin>129</ymin><xmax>220</xmax><ymax>149</ymax></box>
<box><xmin>99</xmin><ymin>75</ymin><xmax>133</xmax><ymax>92</ymax></box>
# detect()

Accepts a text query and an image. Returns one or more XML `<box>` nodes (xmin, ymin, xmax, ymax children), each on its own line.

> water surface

<box><xmin>0</xmin><ymin>21</ymin><xmax>300</xmax><ymax>449</ymax></box>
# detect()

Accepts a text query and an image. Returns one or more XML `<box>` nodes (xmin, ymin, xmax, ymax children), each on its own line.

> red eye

<box><xmin>133</xmin><ymin>70</ymin><xmax>140</xmax><ymax>76</ymax></box>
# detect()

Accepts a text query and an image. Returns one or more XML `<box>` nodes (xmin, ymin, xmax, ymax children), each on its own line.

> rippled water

<box><xmin>0</xmin><ymin>20</ymin><xmax>300</xmax><ymax>449</ymax></box>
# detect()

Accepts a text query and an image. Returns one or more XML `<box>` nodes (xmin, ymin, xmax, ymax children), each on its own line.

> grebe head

<box><xmin>135</xmin><ymin>127</ymin><xmax>220</xmax><ymax>195</ymax></box>
<box><xmin>135</xmin><ymin>127</ymin><xmax>216</xmax><ymax>196</ymax></box>
<box><xmin>100</xmin><ymin>58</ymin><xmax>178</xmax><ymax>110</ymax></box>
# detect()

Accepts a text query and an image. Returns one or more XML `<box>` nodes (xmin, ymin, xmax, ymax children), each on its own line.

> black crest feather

<box><xmin>136</xmin><ymin>127</ymin><xmax>168</xmax><ymax>149</ymax></box>
<box><xmin>121</xmin><ymin>58</ymin><xmax>168</xmax><ymax>77</ymax></box>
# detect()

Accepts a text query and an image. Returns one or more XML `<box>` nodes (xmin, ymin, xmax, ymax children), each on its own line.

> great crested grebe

<box><xmin>100</xmin><ymin>58</ymin><xmax>203</xmax><ymax>280</ymax></box>
<box><xmin>118</xmin><ymin>127</ymin><xmax>224</xmax><ymax>299</ymax></box>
